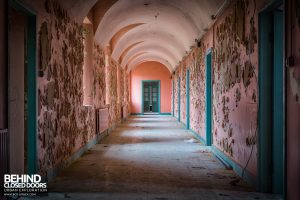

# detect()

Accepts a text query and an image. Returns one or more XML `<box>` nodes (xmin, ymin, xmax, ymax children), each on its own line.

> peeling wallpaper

<box><xmin>93</xmin><ymin>44</ymin><xmax>106</xmax><ymax>108</ymax></box>
<box><xmin>37</xmin><ymin>0</ymin><xmax>130</xmax><ymax>176</ymax></box>
<box><xmin>173</xmin><ymin>0</ymin><xmax>262</xmax><ymax>175</ymax></box>
<box><xmin>173</xmin><ymin>71</ymin><xmax>179</xmax><ymax>119</ymax></box>
<box><xmin>108</xmin><ymin>59</ymin><xmax>119</xmax><ymax>125</ymax></box>
<box><xmin>38</xmin><ymin>0</ymin><xmax>94</xmax><ymax>175</ymax></box>
<box><xmin>289</xmin><ymin>69</ymin><xmax>300</xmax><ymax>106</ymax></box>
<box><xmin>187</xmin><ymin>45</ymin><xmax>208</xmax><ymax>140</ymax></box>
<box><xmin>212</xmin><ymin>0</ymin><xmax>259</xmax><ymax>175</ymax></box>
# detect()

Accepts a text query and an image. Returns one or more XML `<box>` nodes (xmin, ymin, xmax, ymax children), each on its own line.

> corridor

<box><xmin>1</xmin><ymin>0</ymin><xmax>300</xmax><ymax>199</ymax></box>
<box><xmin>44</xmin><ymin>115</ymin><xmax>279</xmax><ymax>200</ymax></box>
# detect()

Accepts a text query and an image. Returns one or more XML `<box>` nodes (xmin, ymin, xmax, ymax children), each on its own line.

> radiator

<box><xmin>96</xmin><ymin>108</ymin><xmax>109</xmax><ymax>134</ymax></box>
<box><xmin>0</xmin><ymin>129</ymin><xmax>9</xmax><ymax>186</ymax></box>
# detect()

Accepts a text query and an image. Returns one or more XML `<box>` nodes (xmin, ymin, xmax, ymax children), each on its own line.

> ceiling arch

<box><xmin>130</xmin><ymin>60</ymin><xmax>173</xmax><ymax>73</ymax></box>
<box><xmin>121</xmin><ymin>42</ymin><xmax>180</xmax><ymax>68</ymax></box>
<box><xmin>127</xmin><ymin>53</ymin><xmax>173</xmax><ymax>72</ymax></box>
<box><xmin>109</xmin><ymin>23</ymin><xmax>144</xmax><ymax>51</ymax></box>
<box><xmin>118</xmin><ymin>41</ymin><xmax>144</xmax><ymax>63</ymax></box>
<box><xmin>112</xmin><ymin>25</ymin><xmax>186</xmax><ymax>65</ymax></box>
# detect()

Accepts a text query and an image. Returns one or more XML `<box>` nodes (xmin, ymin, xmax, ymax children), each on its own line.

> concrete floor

<box><xmin>38</xmin><ymin>115</ymin><xmax>281</xmax><ymax>200</ymax></box>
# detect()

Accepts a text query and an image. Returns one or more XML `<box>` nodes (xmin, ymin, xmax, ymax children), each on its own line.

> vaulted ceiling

<box><xmin>60</xmin><ymin>0</ymin><xmax>227</xmax><ymax>72</ymax></box>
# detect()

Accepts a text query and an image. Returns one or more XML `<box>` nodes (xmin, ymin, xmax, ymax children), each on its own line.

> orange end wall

<box><xmin>130</xmin><ymin>61</ymin><xmax>172</xmax><ymax>114</ymax></box>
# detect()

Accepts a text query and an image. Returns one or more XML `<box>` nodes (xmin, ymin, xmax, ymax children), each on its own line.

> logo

<box><xmin>3</xmin><ymin>174</ymin><xmax>47</xmax><ymax>197</ymax></box>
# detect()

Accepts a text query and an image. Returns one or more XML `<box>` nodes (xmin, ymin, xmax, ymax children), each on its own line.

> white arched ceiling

<box><xmin>127</xmin><ymin>53</ymin><xmax>173</xmax><ymax>72</ymax></box>
<box><xmin>91</xmin><ymin>0</ymin><xmax>226</xmax><ymax>72</ymax></box>
<box><xmin>121</xmin><ymin>41</ymin><xmax>180</xmax><ymax>68</ymax></box>
<box><xmin>112</xmin><ymin>25</ymin><xmax>185</xmax><ymax>62</ymax></box>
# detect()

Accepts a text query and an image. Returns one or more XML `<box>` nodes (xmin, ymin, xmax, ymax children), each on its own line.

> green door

<box><xmin>272</xmin><ymin>10</ymin><xmax>284</xmax><ymax>194</ymax></box>
<box><xmin>143</xmin><ymin>81</ymin><xmax>159</xmax><ymax>113</ymax></box>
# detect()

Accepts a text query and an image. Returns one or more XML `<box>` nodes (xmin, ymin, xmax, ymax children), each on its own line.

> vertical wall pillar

<box><xmin>82</xmin><ymin>23</ymin><xmax>94</xmax><ymax>106</ymax></box>
<box><xmin>172</xmin><ymin>78</ymin><xmax>174</xmax><ymax>116</ymax></box>
<box><xmin>105</xmin><ymin>45</ymin><xmax>111</xmax><ymax>104</ymax></box>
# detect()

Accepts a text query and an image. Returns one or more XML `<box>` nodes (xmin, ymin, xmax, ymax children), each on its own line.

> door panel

<box><xmin>143</xmin><ymin>81</ymin><xmax>159</xmax><ymax>113</ymax></box>
<box><xmin>272</xmin><ymin>10</ymin><xmax>283</xmax><ymax>194</ymax></box>
<box><xmin>206</xmin><ymin>52</ymin><xmax>212</xmax><ymax>146</ymax></box>
<box><xmin>152</xmin><ymin>84</ymin><xmax>158</xmax><ymax>112</ymax></box>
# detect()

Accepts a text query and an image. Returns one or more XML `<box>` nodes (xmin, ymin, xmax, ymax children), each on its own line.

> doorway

<box><xmin>258</xmin><ymin>2</ymin><xmax>284</xmax><ymax>194</ymax></box>
<box><xmin>205</xmin><ymin>50</ymin><xmax>212</xmax><ymax>146</ymax></box>
<box><xmin>172</xmin><ymin>79</ymin><xmax>174</xmax><ymax>116</ymax></box>
<box><xmin>142</xmin><ymin>81</ymin><xmax>160</xmax><ymax>114</ymax></box>
<box><xmin>8</xmin><ymin>1</ymin><xmax>37</xmax><ymax>174</ymax></box>
<box><xmin>186</xmin><ymin>69</ymin><xmax>190</xmax><ymax>129</ymax></box>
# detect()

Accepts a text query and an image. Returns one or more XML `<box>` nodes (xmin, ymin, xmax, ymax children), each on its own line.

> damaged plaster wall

<box><xmin>93</xmin><ymin>44</ymin><xmax>106</xmax><ymax>108</ymax></box>
<box><xmin>212</xmin><ymin>0</ymin><xmax>261</xmax><ymax>175</ymax></box>
<box><xmin>173</xmin><ymin>0</ymin><xmax>267</xmax><ymax>176</ymax></box>
<box><xmin>37</xmin><ymin>0</ymin><xmax>95</xmax><ymax>175</ymax></box>
<box><xmin>34</xmin><ymin>0</ymin><xmax>130</xmax><ymax>176</ymax></box>
<box><xmin>172</xmin><ymin>43</ymin><xmax>208</xmax><ymax>140</ymax></box>
<box><xmin>108</xmin><ymin>59</ymin><xmax>120</xmax><ymax>126</ymax></box>
<box><xmin>173</xmin><ymin>74</ymin><xmax>179</xmax><ymax>119</ymax></box>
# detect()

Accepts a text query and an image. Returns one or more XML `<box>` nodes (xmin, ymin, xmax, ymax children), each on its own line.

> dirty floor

<box><xmin>38</xmin><ymin>115</ymin><xmax>281</xmax><ymax>200</ymax></box>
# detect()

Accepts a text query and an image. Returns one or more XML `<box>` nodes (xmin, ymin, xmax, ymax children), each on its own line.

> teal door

<box><xmin>205</xmin><ymin>51</ymin><xmax>212</xmax><ymax>146</ymax></box>
<box><xmin>142</xmin><ymin>81</ymin><xmax>159</xmax><ymax>113</ymax></box>
<box><xmin>272</xmin><ymin>10</ymin><xmax>284</xmax><ymax>194</ymax></box>
<box><xmin>258</xmin><ymin>6</ymin><xmax>284</xmax><ymax>194</ymax></box>
<box><xmin>9</xmin><ymin>1</ymin><xmax>37</xmax><ymax>174</ymax></box>
<box><xmin>172</xmin><ymin>79</ymin><xmax>174</xmax><ymax>116</ymax></box>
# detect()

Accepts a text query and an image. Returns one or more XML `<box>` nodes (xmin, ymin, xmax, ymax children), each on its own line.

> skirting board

<box><xmin>45</xmin><ymin>118</ymin><xmax>125</xmax><ymax>182</ymax></box>
<box><xmin>211</xmin><ymin>145</ymin><xmax>257</xmax><ymax>188</ymax></box>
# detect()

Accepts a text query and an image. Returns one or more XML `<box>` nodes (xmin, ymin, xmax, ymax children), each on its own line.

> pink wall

<box><xmin>131</xmin><ymin>61</ymin><xmax>171</xmax><ymax>114</ymax></box>
<box><xmin>286</xmin><ymin>0</ymin><xmax>300</xmax><ymax>199</ymax></box>
<box><xmin>172</xmin><ymin>0</ymin><xmax>269</xmax><ymax>177</ymax></box>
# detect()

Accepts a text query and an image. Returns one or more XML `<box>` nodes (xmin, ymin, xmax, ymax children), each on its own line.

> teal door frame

<box><xmin>9</xmin><ymin>0</ymin><xmax>37</xmax><ymax>174</ymax></box>
<box><xmin>205</xmin><ymin>49</ymin><xmax>212</xmax><ymax>146</ymax></box>
<box><xmin>172</xmin><ymin>79</ymin><xmax>174</xmax><ymax>116</ymax></box>
<box><xmin>141</xmin><ymin>80</ymin><xmax>161</xmax><ymax>114</ymax></box>
<box><xmin>186</xmin><ymin>69</ymin><xmax>190</xmax><ymax>129</ymax></box>
<box><xmin>258</xmin><ymin>0</ymin><xmax>284</xmax><ymax>194</ymax></box>
<box><xmin>178</xmin><ymin>77</ymin><xmax>181</xmax><ymax>121</ymax></box>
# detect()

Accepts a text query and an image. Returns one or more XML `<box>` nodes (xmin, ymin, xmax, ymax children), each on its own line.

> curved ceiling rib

<box><xmin>126</xmin><ymin>52</ymin><xmax>148</xmax><ymax>67</ymax></box>
<box><xmin>118</xmin><ymin>41</ymin><xmax>144</xmax><ymax>63</ymax></box>
<box><xmin>127</xmin><ymin>54</ymin><xmax>173</xmax><ymax>72</ymax></box>
<box><xmin>109</xmin><ymin>23</ymin><xmax>145</xmax><ymax>51</ymax></box>
<box><xmin>112</xmin><ymin>25</ymin><xmax>185</xmax><ymax>64</ymax></box>
<box><xmin>121</xmin><ymin>42</ymin><xmax>180</xmax><ymax>68</ymax></box>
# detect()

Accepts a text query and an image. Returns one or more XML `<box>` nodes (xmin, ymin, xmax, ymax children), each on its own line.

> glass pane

<box><xmin>145</xmin><ymin>97</ymin><xmax>149</xmax><ymax>101</ymax></box>
<box><xmin>144</xmin><ymin>88</ymin><xmax>149</xmax><ymax>92</ymax></box>
<box><xmin>153</xmin><ymin>98</ymin><xmax>157</xmax><ymax>102</ymax></box>
<box><xmin>153</xmin><ymin>88</ymin><xmax>157</xmax><ymax>92</ymax></box>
